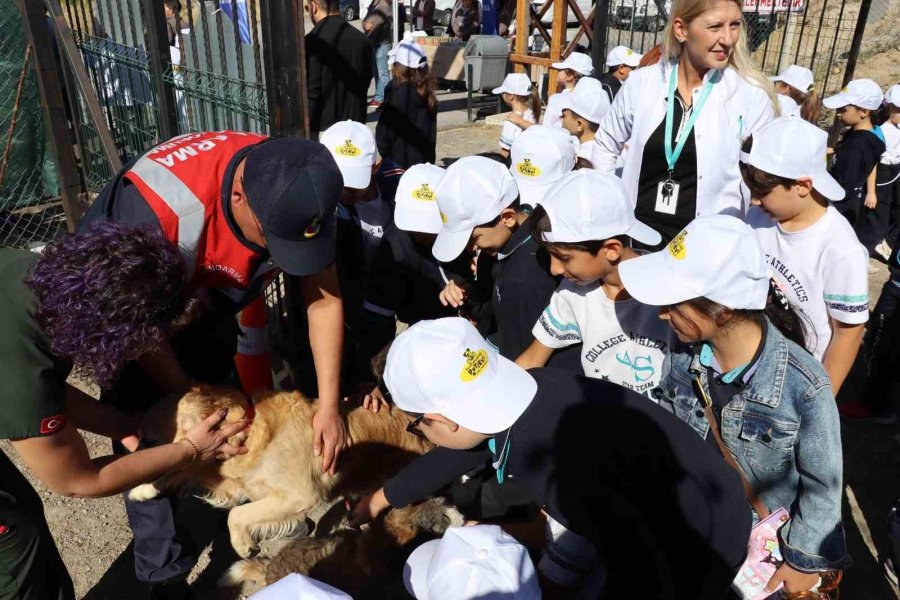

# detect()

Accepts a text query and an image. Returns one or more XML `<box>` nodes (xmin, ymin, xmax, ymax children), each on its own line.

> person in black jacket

<box><xmin>349</xmin><ymin>317</ymin><xmax>752</xmax><ymax>599</ymax></box>
<box><xmin>305</xmin><ymin>0</ymin><xmax>374</xmax><ymax>135</ymax></box>
<box><xmin>376</xmin><ymin>41</ymin><xmax>438</xmax><ymax>169</ymax></box>
<box><xmin>412</xmin><ymin>0</ymin><xmax>435</xmax><ymax>34</ymax></box>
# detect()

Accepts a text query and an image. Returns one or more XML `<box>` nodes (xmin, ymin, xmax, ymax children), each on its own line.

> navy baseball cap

<box><xmin>243</xmin><ymin>138</ymin><xmax>343</xmax><ymax>276</ymax></box>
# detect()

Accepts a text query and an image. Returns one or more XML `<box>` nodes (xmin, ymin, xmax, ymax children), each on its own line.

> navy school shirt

<box><xmin>383</xmin><ymin>368</ymin><xmax>752</xmax><ymax>598</ymax></box>
<box><xmin>830</xmin><ymin>128</ymin><xmax>887</xmax><ymax>205</ymax></box>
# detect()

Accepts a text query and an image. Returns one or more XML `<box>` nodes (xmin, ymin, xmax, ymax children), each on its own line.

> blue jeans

<box><xmin>373</xmin><ymin>41</ymin><xmax>391</xmax><ymax>102</ymax></box>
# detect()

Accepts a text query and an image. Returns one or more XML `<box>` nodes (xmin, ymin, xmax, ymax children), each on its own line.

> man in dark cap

<box><xmin>79</xmin><ymin>131</ymin><xmax>347</xmax><ymax>599</ymax></box>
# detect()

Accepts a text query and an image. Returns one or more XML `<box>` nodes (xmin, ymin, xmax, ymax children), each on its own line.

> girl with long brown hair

<box><xmin>376</xmin><ymin>41</ymin><xmax>439</xmax><ymax>169</ymax></box>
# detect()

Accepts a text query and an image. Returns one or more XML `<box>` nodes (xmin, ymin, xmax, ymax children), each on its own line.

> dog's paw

<box><xmin>128</xmin><ymin>483</ymin><xmax>161</xmax><ymax>502</ymax></box>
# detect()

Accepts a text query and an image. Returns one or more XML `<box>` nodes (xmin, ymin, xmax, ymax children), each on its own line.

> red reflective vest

<box><xmin>124</xmin><ymin>131</ymin><xmax>267</xmax><ymax>289</ymax></box>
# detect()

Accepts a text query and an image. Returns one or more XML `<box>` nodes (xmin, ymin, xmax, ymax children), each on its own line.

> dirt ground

<box><xmin>5</xmin><ymin>81</ymin><xmax>900</xmax><ymax>598</ymax></box>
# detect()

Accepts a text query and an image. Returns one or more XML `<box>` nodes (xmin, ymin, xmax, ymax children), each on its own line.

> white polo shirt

<box><xmin>499</xmin><ymin>109</ymin><xmax>536</xmax><ymax>151</ymax></box>
<box><xmin>880</xmin><ymin>120</ymin><xmax>900</xmax><ymax>166</ymax></box>
<box><xmin>777</xmin><ymin>93</ymin><xmax>801</xmax><ymax>119</ymax></box>
<box><xmin>747</xmin><ymin>205</ymin><xmax>869</xmax><ymax>361</ymax></box>
<box><xmin>542</xmin><ymin>88</ymin><xmax>571</xmax><ymax>130</ymax></box>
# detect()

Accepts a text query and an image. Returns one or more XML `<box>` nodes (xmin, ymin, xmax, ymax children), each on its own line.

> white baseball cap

<box><xmin>823</xmin><ymin>79</ymin><xmax>884</xmax><ymax>111</ymax></box>
<box><xmin>384</xmin><ymin>318</ymin><xmax>537</xmax><ymax>434</ymax></box>
<box><xmin>551</xmin><ymin>51</ymin><xmax>594</xmax><ymax>76</ymax></box>
<box><xmin>395</xmin><ymin>163</ymin><xmax>446</xmax><ymax>234</ymax></box>
<box><xmin>606</xmin><ymin>45</ymin><xmax>641</xmax><ymax>68</ymax></box>
<box><xmin>770</xmin><ymin>65</ymin><xmax>814</xmax><ymax>93</ymax></box>
<box><xmin>250</xmin><ymin>574</ymin><xmax>352</xmax><ymax>600</ymax></box>
<box><xmin>557</xmin><ymin>76</ymin><xmax>611</xmax><ymax>125</ymax></box>
<box><xmin>743</xmin><ymin>116</ymin><xmax>845</xmax><ymax>202</ymax></box>
<box><xmin>403</xmin><ymin>525</ymin><xmax>541</xmax><ymax>600</ymax></box>
<box><xmin>320</xmin><ymin>120</ymin><xmax>377</xmax><ymax>189</ymax></box>
<box><xmin>432</xmin><ymin>156</ymin><xmax>519</xmax><ymax>262</ymax></box>
<box><xmin>509</xmin><ymin>125</ymin><xmax>576</xmax><ymax>208</ymax></box>
<box><xmin>492</xmin><ymin>73</ymin><xmax>534</xmax><ymax>96</ymax></box>
<box><xmin>541</xmin><ymin>170</ymin><xmax>661</xmax><ymax>246</ymax></box>
<box><xmin>618</xmin><ymin>215</ymin><xmax>770</xmax><ymax>310</ymax></box>
<box><xmin>886</xmin><ymin>84</ymin><xmax>900</xmax><ymax>107</ymax></box>
<box><xmin>395</xmin><ymin>39</ymin><xmax>428</xmax><ymax>69</ymax></box>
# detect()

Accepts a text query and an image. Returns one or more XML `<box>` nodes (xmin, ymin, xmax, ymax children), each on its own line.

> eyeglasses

<box><xmin>406</xmin><ymin>413</ymin><xmax>426</xmax><ymax>438</ymax></box>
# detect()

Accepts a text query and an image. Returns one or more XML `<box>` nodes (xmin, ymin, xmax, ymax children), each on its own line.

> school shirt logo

<box><xmin>460</xmin><ymin>348</ymin><xmax>489</xmax><ymax>382</ymax></box>
<box><xmin>668</xmin><ymin>229</ymin><xmax>688</xmax><ymax>260</ymax></box>
<box><xmin>412</xmin><ymin>184</ymin><xmax>436</xmax><ymax>201</ymax></box>
<box><xmin>516</xmin><ymin>158</ymin><xmax>541</xmax><ymax>177</ymax></box>
<box><xmin>304</xmin><ymin>218</ymin><xmax>322</xmax><ymax>238</ymax></box>
<box><xmin>335</xmin><ymin>140</ymin><xmax>362</xmax><ymax>157</ymax></box>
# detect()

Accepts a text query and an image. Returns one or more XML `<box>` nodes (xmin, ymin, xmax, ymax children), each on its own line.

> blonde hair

<box><xmin>662</xmin><ymin>0</ymin><xmax>779</xmax><ymax>114</ymax></box>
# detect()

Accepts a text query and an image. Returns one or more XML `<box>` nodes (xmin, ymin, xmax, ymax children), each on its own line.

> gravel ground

<box><xmin>3</xmin><ymin>122</ymin><xmax>900</xmax><ymax>599</ymax></box>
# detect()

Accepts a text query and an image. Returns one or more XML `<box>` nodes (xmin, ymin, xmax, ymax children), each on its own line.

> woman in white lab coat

<box><xmin>593</xmin><ymin>0</ymin><xmax>776</xmax><ymax>248</ymax></box>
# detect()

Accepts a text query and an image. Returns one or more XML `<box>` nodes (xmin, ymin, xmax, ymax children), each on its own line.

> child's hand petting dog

<box><xmin>348</xmin><ymin>488</ymin><xmax>392</xmax><ymax>529</ymax></box>
<box><xmin>183</xmin><ymin>408</ymin><xmax>249</xmax><ymax>462</ymax></box>
<box><xmin>362</xmin><ymin>385</ymin><xmax>389</xmax><ymax>413</ymax></box>
<box><xmin>439</xmin><ymin>280</ymin><xmax>467</xmax><ymax>308</ymax></box>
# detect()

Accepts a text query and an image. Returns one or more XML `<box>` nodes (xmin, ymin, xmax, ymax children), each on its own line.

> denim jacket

<box><xmin>654</xmin><ymin>321</ymin><xmax>850</xmax><ymax>572</ymax></box>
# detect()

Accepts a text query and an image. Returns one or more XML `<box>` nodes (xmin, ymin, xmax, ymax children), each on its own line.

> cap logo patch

<box><xmin>412</xmin><ymin>183</ymin><xmax>436</xmax><ymax>201</ymax></box>
<box><xmin>40</xmin><ymin>414</ymin><xmax>66</xmax><ymax>435</ymax></box>
<box><xmin>841</xmin><ymin>86</ymin><xmax>848</xmax><ymax>93</ymax></box>
<box><xmin>667</xmin><ymin>229</ymin><xmax>688</xmax><ymax>260</ymax></box>
<box><xmin>460</xmin><ymin>348</ymin><xmax>489</xmax><ymax>382</ymax></box>
<box><xmin>626</xmin><ymin>49</ymin><xmax>633</xmax><ymax>56</ymax></box>
<box><xmin>516</xmin><ymin>158</ymin><xmax>541</xmax><ymax>178</ymax></box>
<box><xmin>440</xmin><ymin>212</ymin><xmax>448</xmax><ymax>224</ymax></box>
<box><xmin>335</xmin><ymin>139</ymin><xmax>361</xmax><ymax>158</ymax></box>
<box><xmin>304</xmin><ymin>218</ymin><xmax>322</xmax><ymax>238</ymax></box>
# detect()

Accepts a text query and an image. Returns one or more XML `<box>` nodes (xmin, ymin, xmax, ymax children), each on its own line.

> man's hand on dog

<box><xmin>348</xmin><ymin>487</ymin><xmax>391</xmax><ymax>528</ymax></box>
<box><xmin>185</xmin><ymin>409</ymin><xmax>250</xmax><ymax>461</ymax></box>
<box><xmin>312</xmin><ymin>406</ymin><xmax>350</xmax><ymax>476</ymax></box>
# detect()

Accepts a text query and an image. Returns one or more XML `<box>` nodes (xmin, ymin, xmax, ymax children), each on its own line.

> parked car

<box><xmin>434</xmin><ymin>0</ymin><xmax>456</xmax><ymax>27</ymax></box>
<box><xmin>342</xmin><ymin>0</ymin><xmax>362</xmax><ymax>21</ymax></box>
<box><xmin>610</xmin><ymin>0</ymin><xmax>670</xmax><ymax>32</ymax></box>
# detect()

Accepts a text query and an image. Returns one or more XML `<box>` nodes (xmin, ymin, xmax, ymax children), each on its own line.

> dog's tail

<box><xmin>218</xmin><ymin>558</ymin><xmax>267</xmax><ymax>588</ymax></box>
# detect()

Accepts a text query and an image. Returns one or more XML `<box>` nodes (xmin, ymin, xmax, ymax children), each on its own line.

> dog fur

<box><xmin>221</xmin><ymin>498</ymin><xmax>464</xmax><ymax>598</ymax></box>
<box><xmin>131</xmin><ymin>386</ymin><xmax>432</xmax><ymax>558</ymax></box>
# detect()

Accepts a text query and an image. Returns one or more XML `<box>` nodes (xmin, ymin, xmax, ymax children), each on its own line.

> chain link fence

<box><xmin>0</xmin><ymin>0</ymin><xmax>67</xmax><ymax>249</ymax></box>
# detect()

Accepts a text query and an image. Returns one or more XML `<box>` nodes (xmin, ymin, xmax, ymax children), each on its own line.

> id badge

<box><xmin>655</xmin><ymin>179</ymin><xmax>680</xmax><ymax>215</ymax></box>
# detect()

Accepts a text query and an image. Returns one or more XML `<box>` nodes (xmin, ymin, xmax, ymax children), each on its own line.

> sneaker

<box><xmin>886</xmin><ymin>558</ymin><xmax>898</xmax><ymax>587</ymax></box>
<box><xmin>876</xmin><ymin>240</ymin><xmax>893</xmax><ymax>262</ymax></box>
<box><xmin>368</xmin><ymin>99</ymin><xmax>383</xmax><ymax>108</ymax></box>
<box><xmin>839</xmin><ymin>400</ymin><xmax>898</xmax><ymax>425</ymax></box>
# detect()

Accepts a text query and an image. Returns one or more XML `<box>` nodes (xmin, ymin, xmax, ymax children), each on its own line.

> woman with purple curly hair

<box><xmin>0</xmin><ymin>221</ymin><xmax>248</xmax><ymax>600</ymax></box>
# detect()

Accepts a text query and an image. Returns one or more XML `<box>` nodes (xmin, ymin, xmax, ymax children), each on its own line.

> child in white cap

<box><xmin>493</xmin><ymin>73</ymin><xmax>541</xmax><ymax>158</ymax></box>
<box><xmin>516</xmin><ymin>170</ymin><xmax>671</xmax><ymax>397</ymax></box>
<box><xmin>619</xmin><ymin>215</ymin><xmax>849</xmax><ymax>596</ymax></box>
<box><xmin>508</xmin><ymin>125</ymin><xmax>576</xmax><ymax>208</ymax></box>
<box><xmin>770</xmin><ymin>65</ymin><xmax>819</xmax><ymax>122</ymax></box>
<box><xmin>599</xmin><ymin>45</ymin><xmax>641</xmax><ymax>103</ymax></box>
<box><xmin>403</xmin><ymin>524</ymin><xmax>541</xmax><ymax>600</ymax></box>
<box><xmin>742</xmin><ymin>117</ymin><xmax>867</xmax><ymax>395</ymax></box>
<box><xmin>542</xmin><ymin>51</ymin><xmax>594</xmax><ymax>129</ymax></box>
<box><xmin>557</xmin><ymin>77</ymin><xmax>611</xmax><ymax>166</ymax></box>
<box><xmin>250</xmin><ymin>573</ymin><xmax>352</xmax><ymax>599</ymax></box>
<box><xmin>823</xmin><ymin>79</ymin><xmax>886</xmax><ymax>233</ymax></box>
<box><xmin>376</xmin><ymin>40</ymin><xmax>438</xmax><ymax>169</ymax></box>
<box><xmin>431</xmin><ymin>156</ymin><xmax>576</xmax><ymax>365</ymax></box>
<box><xmin>349</xmin><ymin>316</ymin><xmax>753</xmax><ymax>599</ymax></box>
<box><xmin>874</xmin><ymin>83</ymin><xmax>900</xmax><ymax>261</ymax></box>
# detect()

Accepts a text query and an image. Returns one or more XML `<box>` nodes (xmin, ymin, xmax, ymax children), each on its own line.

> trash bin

<box><xmin>463</xmin><ymin>35</ymin><xmax>509</xmax><ymax>92</ymax></box>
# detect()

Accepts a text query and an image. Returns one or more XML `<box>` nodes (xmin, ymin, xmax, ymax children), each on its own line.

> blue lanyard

<box><xmin>488</xmin><ymin>435</ymin><xmax>511</xmax><ymax>484</ymax></box>
<box><xmin>664</xmin><ymin>64</ymin><xmax>715</xmax><ymax>174</ymax></box>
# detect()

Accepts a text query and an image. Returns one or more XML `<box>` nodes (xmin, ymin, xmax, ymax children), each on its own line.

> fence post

<box><xmin>260</xmin><ymin>0</ymin><xmax>310</xmax><ymax>137</ymax></box>
<box><xmin>16</xmin><ymin>0</ymin><xmax>86</xmax><ymax>230</ymax></box>
<box><xmin>828</xmin><ymin>0</ymin><xmax>872</xmax><ymax>143</ymax></box>
<box><xmin>141</xmin><ymin>0</ymin><xmax>179</xmax><ymax>140</ymax></box>
<box><xmin>592</xmin><ymin>0</ymin><xmax>610</xmax><ymax>76</ymax></box>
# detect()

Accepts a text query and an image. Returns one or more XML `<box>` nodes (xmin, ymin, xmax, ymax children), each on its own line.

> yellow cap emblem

<box><xmin>335</xmin><ymin>139</ymin><xmax>361</xmax><ymax>158</ymax></box>
<box><xmin>516</xmin><ymin>158</ymin><xmax>541</xmax><ymax>178</ymax></box>
<box><xmin>440</xmin><ymin>212</ymin><xmax>448</xmax><ymax>224</ymax></box>
<box><xmin>460</xmin><ymin>348</ymin><xmax>489</xmax><ymax>382</ymax></box>
<box><xmin>841</xmin><ymin>86</ymin><xmax>849</xmax><ymax>94</ymax></box>
<box><xmin>412</xmin><ymin>183</ymin><xmax>436</xmax><ymax>201</ymax></box>
<box><xmin>667</xmin><ymin>229</ymin><xmax>688</xmax><ymax>260</ymax></box>
<box><xmin>626</xmin><ymin>48</ymin><xmax>634</xmax><ymax>56</ymax></box>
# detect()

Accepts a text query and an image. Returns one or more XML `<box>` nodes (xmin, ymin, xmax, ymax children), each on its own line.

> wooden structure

<box><xmin>510</xmin><ymin>0</ymin><xmax>594</xmax><ymax>96</ymax></box>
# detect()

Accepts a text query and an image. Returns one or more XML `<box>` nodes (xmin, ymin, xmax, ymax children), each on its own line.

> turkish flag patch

<box><xmin>39</xmin><ymin>414</ymin><xmax>66</xmax><ymax>435</ymax></box>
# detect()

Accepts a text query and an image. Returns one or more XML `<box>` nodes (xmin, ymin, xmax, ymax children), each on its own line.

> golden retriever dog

<box><xmin>221</xmin><ymin>498</ymin><xmax>464</xmax><ymax>598</ymax></box>
<box><xmin>130</xmin><ymin>385</ymin><xmax>431</xmax><ymax>558</ymax></box>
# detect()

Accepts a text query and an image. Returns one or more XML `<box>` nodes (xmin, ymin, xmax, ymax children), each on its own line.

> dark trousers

<box><xmin>0</xmin><ymin>453</ymin><xmax>74</xmax><ymax>600</ymax></box>
<box><xmin>863</xmin><ymin>280</ymin><xmax>900</xmax><ymax>415</ymax></box>
<box><xmin>880</xmin><ymin>163</ymin><xmax>900</xmax><ymax>248</ymax></box>
<box><xmin>859</xmin><ymin>164</ymin><xmax>900</xmax><ymax>252</ymax></box>
<box><xmin>106</xmin><ymin>307</ymin><xmax>240</xmax><ymax>583</ymax></box>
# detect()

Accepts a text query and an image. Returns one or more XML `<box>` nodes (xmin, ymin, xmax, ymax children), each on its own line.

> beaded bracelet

<box><xmin>180</xmin><ymin>437</ymin><xmax>199</xmax><ymax>462</ymax></box>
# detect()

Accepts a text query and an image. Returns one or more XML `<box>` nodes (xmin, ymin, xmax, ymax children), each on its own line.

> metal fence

<box><xmin>0</xmin><ymin>0</ymin><xmax>67</xmax><ymax>249</ymax></box>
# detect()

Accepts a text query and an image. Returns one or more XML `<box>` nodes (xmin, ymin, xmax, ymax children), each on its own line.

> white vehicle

<box><xmin>533</xmin><ymin>0</ymin><xmax>594</xmax><ymax>25</ymax></box>
<box><xmin>610</xmin><ymin>0</ymin><xmax>670</xmax><ymax>32</ymax></box>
